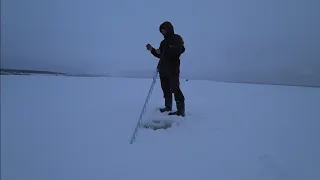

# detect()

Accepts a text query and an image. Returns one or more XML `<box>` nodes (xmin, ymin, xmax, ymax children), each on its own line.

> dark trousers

<box><xmin>160</xmin><ymin>74</ymin><xmax>185</xmax><ymax>102</ymax></box>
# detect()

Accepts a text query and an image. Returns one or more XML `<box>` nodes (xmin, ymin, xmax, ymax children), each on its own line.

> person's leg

<box><xmin>168</xmin><ymin>75</ymin><xmax>185</xmax><ymax>116</ymax></box>
<box><xmin>159</xmin><ymin>75</ymin><xmax>172</xmax><ymax>112</ymax></box>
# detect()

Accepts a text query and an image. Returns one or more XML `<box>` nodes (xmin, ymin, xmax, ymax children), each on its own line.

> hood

<box><xmin>159</xmin><ymin>21</ymin><xmax>174</xmax><ymax>38</ymax></box>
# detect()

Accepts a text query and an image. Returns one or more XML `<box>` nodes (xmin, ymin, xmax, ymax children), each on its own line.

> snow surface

<box><xmin>1</xmin><ymin>75</ymin><xmax>320</xmax><ymax>180</ymax></box>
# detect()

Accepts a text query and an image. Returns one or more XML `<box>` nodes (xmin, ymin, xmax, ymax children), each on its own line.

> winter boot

<box><xmin>159</xmin><ymin>98</ymin><xmax>172</xmax><ymax>113</ymax></box>
<box><xmin>168</xmin><ymin>101</ymin><xmax>185</xmax><ymax>117</ymax></box>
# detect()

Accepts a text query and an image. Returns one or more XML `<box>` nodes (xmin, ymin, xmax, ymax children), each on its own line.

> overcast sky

<box><xmin>1</xmin><ymin>0</ymin><xmax>320</xmax><ymax>81</ymax></box>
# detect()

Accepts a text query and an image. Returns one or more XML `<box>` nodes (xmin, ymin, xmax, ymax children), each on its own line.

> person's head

<box><xmin>159</xmin><ymin>21</ymin><xmax>174</xmax><ymax>38</ymax></box>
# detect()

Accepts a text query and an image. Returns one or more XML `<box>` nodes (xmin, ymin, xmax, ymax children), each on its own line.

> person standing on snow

<box><xmin>146</xmin><ymin>21</ymin><xmax>186</xmax><ymax>117</ymax></box>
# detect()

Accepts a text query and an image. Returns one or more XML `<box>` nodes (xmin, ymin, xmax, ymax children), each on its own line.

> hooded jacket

<box><xmin>151</xmin><ymin>21</ymin><xmax>185</xmax><ymax>76</ymax></box>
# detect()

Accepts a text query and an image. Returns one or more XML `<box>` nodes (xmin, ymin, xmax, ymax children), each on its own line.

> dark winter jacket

<box><xmin>151</xmin><ymin>21</ymin><xmax>185</xmax><ymax>77</ymax></box>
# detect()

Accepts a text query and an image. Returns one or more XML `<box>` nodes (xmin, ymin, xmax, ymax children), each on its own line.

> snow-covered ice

<box><xmin>1</xmin><ymin>75</ymin><xmax>320</xmax><ymax>180</ymax></box>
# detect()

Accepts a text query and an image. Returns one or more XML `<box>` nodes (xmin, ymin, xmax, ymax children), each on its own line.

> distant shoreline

<box><xmin>1</xmin><ymin>69</ymin><xmax>66</xmax><ymax>76</ymax></box>
<box><xmin>1</xmin><ymin>68</ymin><xmax>319</xmax><ymax>88</ymax></box>
<box><xmin>0</xmin><ymin>69</ymin><xmax>106</xmax><ymax>77</ymax></box>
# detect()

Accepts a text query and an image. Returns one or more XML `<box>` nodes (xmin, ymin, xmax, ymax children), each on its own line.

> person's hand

<box><xmin>155</xmin><ymin>49</ymin><xmax>161</xmax><ymax>54</ymax></box>
<box><xmin>146</xmin><ymin>44</ymin><xmax>153</xmax><ymax>51</ymax></box>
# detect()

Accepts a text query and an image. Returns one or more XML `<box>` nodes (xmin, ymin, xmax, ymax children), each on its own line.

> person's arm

<box><xmin>149</xmin><ymin>40</ymin><xmax>164</xmax><ymax>58</ymax></box>
<box><xmin>151</xmin><ymin>48</ymin><xmax>161</xmax><ymax>58</ymax></box>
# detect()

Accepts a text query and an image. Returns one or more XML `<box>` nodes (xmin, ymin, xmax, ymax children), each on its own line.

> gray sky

<box><xmin>1</xmin><ymin>0</ymin><xmax>320</xmax><ymax>83</ymax></box>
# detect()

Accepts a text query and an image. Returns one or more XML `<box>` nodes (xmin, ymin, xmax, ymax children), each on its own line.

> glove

<box><xmin>146</xmin><ymin>44</ymin><xmax>153</xmax><ymax>51</ymax></box>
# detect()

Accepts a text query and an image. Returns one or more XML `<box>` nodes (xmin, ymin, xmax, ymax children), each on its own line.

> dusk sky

<box><xmin>1</xmin><ymin>0</ymin><xmax>320</xmax><ymax>82</ymax></box>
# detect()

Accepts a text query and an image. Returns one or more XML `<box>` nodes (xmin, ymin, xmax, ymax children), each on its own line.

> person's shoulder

<box><xmin>174</xmin><ymin>34</ymin><xmax>183</xmax><ymax>39</ymax></box>
<box><xmin>160</xmin><ymin>39</ymin><xmax>166</xmax><ymax>45</ymax></box>
<box><xmin>173</xmin><ymin>34</ymin><xmax>184</xmax><ymax>44</ymax></box>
